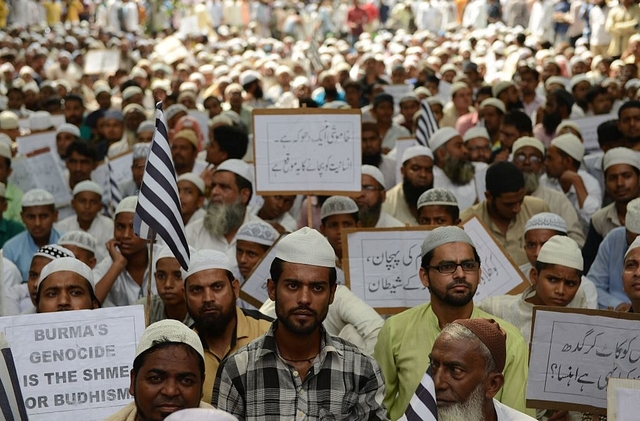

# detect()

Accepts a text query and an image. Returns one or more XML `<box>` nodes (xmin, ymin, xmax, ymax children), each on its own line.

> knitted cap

<box><xmin>321</xmin><ymin>196</ymin><xmax>359</xmax><ymax>219</ymax></box>
<box><xmin>421</xmin><ymin>226</ymin><xmax>475</xmax><ymax>258</ymax></box>
<box><xmin>58</xmin><ymin>230</ymin><xmax>98</xmax><ymax>254</ymax></box>
<box><xmin>417</xmin><ymin>188</ymin><xmax>458</xmax><ymax>209</ymax></box>
<box><xmin>524</xmin><ymin>212</ymin><xmax>567</xmax><ymax>234</ymax></box>
<box><xmin>453</xmin><ymin>318</ymin><xmax>507</xmax><ymax>372</ymax></box>
<box><xmin>236</xmin><ymin>220</ymin><xmax>279</xmax><ymax>247</ymax></box>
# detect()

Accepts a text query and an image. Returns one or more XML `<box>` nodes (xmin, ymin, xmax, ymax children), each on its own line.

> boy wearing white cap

<box><xmin>540</xmin><ymin>133</ymin><xmax>602</xmax><ymax>230</ymax></box>
<box><xmin>214</xmin><ymin>227</ymin><xmax>387</xmax><ymax>420</ymax></box>
<box><xmin>235</xmin><ymin>220</ymin><xmax>280</xmax><ymax>281</ymax></box>
<box><xmin>55</xmin><ymin>123</ymin><xmax>80</xmax><ymax>160</ymax></box>
<box><xmin>177</xmin><ymin>172</ymin><xmax>206</xmax><ymax>226</ymax></box>
<box><xmin>55</xmin><ymin>180</ymin><xmax>114</xmax><ymax>259</ymax></box>
<box><xmin>382</xmin><ymin>145</ymin><xmax>434</xmax><ymax>225</ymax></box>
<box><xmin>36</xmin><ymin>257</ymin><xmax>100</xmax><ymax>313</ymax></box>
<box><xmin>0</xmin><ymin>182</ymin><xmax>24</xmax><ymax>247</ymax></box>
<box><xmin>184</xmin><ymin>249</ymin><xmax>271</xmax><ymax>404</ymax></box>
<box><xmin>416</xmin><ymin>187</ymin><xmax>460</xmax><ymax>226</ymax></box>
<box><xmin>104</xmin><ymin>320</ymin><xmax>212</xmax><ymax>421</ymax></box>
<box><xmin>4</xmin><ymin>189</ymin><xmax>62</xmax><ymax>282</ymax></box>
<box><xmin>357</xmin><ymin>165</ymin><xmax>404</xmax><ymax>228</ymax></box>
<box><xmin>58</xmin><ymin>230</ymin><xmax>100</xmax><ymax>267</ymax></box>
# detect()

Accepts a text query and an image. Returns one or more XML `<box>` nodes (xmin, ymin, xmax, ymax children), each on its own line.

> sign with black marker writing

<box><xmin>253</xmin><ymin>109</ymin><xmax>362</xmax><ymax>194</ymax></box>
<box><xmin>0</xmin><ymin>306</ymin><xmax>145</xmax><ymax>421</ymax></box>
<box><xmin>528</xmin><ymin>307</ymin><xmax>640</xmax><ymax>415</ymax></box>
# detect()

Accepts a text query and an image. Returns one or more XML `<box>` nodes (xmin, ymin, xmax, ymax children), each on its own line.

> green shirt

<box><xmin>374</xmin><ymin>302</ymin><xmax>534</xmax><ymax>420</ymax></box>
<box><xmin>0</xmin><ymin>217</ymin><xmax>24</xmax><ymax>247</ymax></box>
<box><xmin>4</xmin><ymin>182</ymin><xmax>23</xmax><ymax>225</ymax></box>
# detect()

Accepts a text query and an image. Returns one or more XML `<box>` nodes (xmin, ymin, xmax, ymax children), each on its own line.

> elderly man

<box><xmin>382</xmin><ymin>145</ymin><xmax>434</xmax><ymax>225</ymax></box>
<box><xmin>36</xmin><ymin>257</ymin><xmax>100</xmax><ymax>313</ymax></box>
<box><xmin>374</xmin><ymin>226</ymin><xmax>531</xmax><ymax>420</ymax></box>
<box><xmin>105</xmin><ymin>320</ymin><xmax>212</xmax><ymax>421</ymax></box>
<box><xmin>214</xmin><ymin>227</ymin><xmax>387</xmax><ymax>420</ymax></box>
<box><xmin>357</xmin><ymin>165</ymin><xmax>404</xmax><ymax>228</ymax></box>
<box><xmin>429</xmin><ymin>318</ymin><xmax>536</xmax><ymax>421</ymax></box>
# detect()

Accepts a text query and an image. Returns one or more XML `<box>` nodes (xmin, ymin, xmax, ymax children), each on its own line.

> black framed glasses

<box><xmin>426</xmin><ymin>261</ymin><xmax>480</xmax><ymax>274</ymax></box>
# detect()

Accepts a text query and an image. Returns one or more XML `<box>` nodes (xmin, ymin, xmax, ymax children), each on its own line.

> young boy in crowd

<box><xmin>416</xmin><ymin>188</ymin><xmax>460</xmax><ymax>227</ymax></box>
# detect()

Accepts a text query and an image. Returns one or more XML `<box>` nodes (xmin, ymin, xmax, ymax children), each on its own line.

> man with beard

<box><xmin>533</xmin><ymin>89</ymin><xmax>574</xmax><ymax>146</ymax></box>
<box><xmin>461</xmin><ymin>162</ymin><xmax>548</xmax><ymax>266</ymax></box>
<box><xmin>240</xmin><ymin>70</ymin><xmax>271</xmax><ymax>109</ymax></box>
<box><xmin>517</xmin><ymin>67</ymin><xmax>545</xmax><ymax>117</ymax></box>
<box><xmin>371</xmin><ymin>93</ymin><xmax>410</xmax><ymax>153</ymax></box>
<box><xmin>382</xmin><ymin>145</ymin><xmax>434</xmax><ymax>225</ymax></box>
<box><xmin>417</xmin><ymin>188</ymin><xmax>461</xmax><ymax>227</ymax></box>
<box><xmin>186</xmin><ymin>159</ymin><xmax>262</xmax><ymax>273</ymax></box>
<box><xmin>478</xmin><ymin>99</ymin><xmax>506</xmax><ymax>147</ymax></box>
<box><xmin>374</xmin><ymin>226</ymin><xmax>531</xmax><ymax>420</ymax></box>
<box><xmin>540</xmin><ymin>133</ymin><xmax>602</xmax><ymax>231</ymax></box>
<box><xmin>619</xmin><ymin>101</ymin><xmax>640</xmax><ymax>150</ymax></box>
<box><xmin>185</xmin><ymin>249</ymin><xmax>271</xmax><ymax>404</ymax></box>
<box><xmin>493</xmin><ymin>80</ymin><xmax>525</xmax><ymax>112</ymax></box>
<box><xmin>357</xmin><ymin>165</ymin><xmax>403</xmax><ymax>228</ymax></box>
<box><xmin>429</xmin><ymin>127</ymin><xmax>485</xmax><ymax>211</ymax></box>
<box><xmin>361</xmin><ymin>122</ymin><xmax>396</xmax><ymax>189</ymax></box>
<box><xmin>170</xmin><ymin>129</ymin><xmax>199</xmax><ymax>176</ymax></box>
<box><xmin>63</xmin><ymin>94</ymin><xmax>90</xmax><ymax>140</ymax></box>
<box><xmin>214</xmin><ymin>227</ymin><xmax>387</xmax><ymax>420</ymax></box>
<box><xmin>429</xmin><ymin>319</ymin><xmax>536</xmax><ymax>421</ymax></box>
<box><xmin>511</xmin><ymin>137</ymin><xmax>585</xmax><ymax>247</ymax></box>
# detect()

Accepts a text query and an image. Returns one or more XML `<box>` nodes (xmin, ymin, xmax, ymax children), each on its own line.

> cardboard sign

<box><xmin>83</xmin><ymin>50</ymin><xmax>120</xmax><ymax>75</ymax></box>
<box><xmin>394</xmin><ymin>137</ymin><xmax>417</xmax><ymax>183</ymax></box>
<box><xmin>253</xmin><ymin>109</ymin><xmax>362</xmax><ymax>195</ymax></box>
<box><xmin>608</xmin><ymin>378</ymin><xmax>640</xmax><ymax>421</ymax></box>
<box><xmin>239</xmin><ymin>236</ymin><xmax>283</xmax><ymax>308</ymax></box>
<box><xmin>18</xmin><ymin>115</ymin><xmax>66</xmax><ymax>131</ymax></box>
<box><xmin>0</xmin><ymin>306</ymin><xmax>145</xmax><ymax>421</ymax></box>
<box><xmin>527</xmin><ymin>307</ymin><xmax>640</xmax><ymax>415</ymax></box>
<box><xmin>342</xmin><ymin>216</ymin><xmax>528</xmax><ymax>313</ymax></box>
<box><xmin>16</xmin><ymin>131</ymin><xmax>57</xmax><ymax>155</ymax></box>
<box><xmin>571</xmin><ymin>114</ymin><xmax>616</xmax><ymax>153</ymax></box>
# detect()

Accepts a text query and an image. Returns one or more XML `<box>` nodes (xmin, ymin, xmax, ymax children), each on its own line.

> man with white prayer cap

<box><xmin>120</xmin><ymin>143</ymin><xmax>151</xmax><ymax>197</ymax></box>
<box><xmin>463</xmin><ymin>126</ymin><xmax>492</xmax><ymax>164</ymax></box>
<box><xmin>416</xmin><ymin>187</ymin><xmax>461</xmax><ymax>227</ymax></box>
<box><xmin>184</xmin><ymin>249</ymin><xmax>272</xmax><ymax>404</ymax></box>
<box><xmin>104</xmin><ymin>320</ymin><xmax>213</xmax><ymax>421</ymax></box>
<box><xmin>215</xmin><ymin>227</ymin><xmax>387</xmax><ymax>420</ymax></box>
<box><xmin>357</xmin><ymin>165</ymin><xmax>404</xmax><ymax>228</ymax></box>
<box><xmin>55</xmin><ymin>122</ymin><xmax>81</xmax><ymax>159</ymax></box>
<box><xmin>177</xmin><ymin>172</ymin><xmax>206</xmax><ymax>227</ymax></box>
<box><xmin>36</xmin><ymin>257</ymin><xmax>100</xmax><ymax>313</ymax></box>
<box><xmin>319</xmin><ymin>196</ymin><xmax>360</xmax><ymax>268</ymax></box>
<box><xmin>165</xmin><ymin>408</ymin><xmax>237</xmax><ymax>421</ymax></box>
<box><xmin>235</xmin><ymin>220</ymin><xmax>279</xmax><ymax>281</ymax></box>
<box><xmin>375</xmin><ymin>225</ymin><xmax>532</xmax><ymax>420</ymax></box>
<box><xmin>382</xmin><ymin>145</ymin><xmax>434</xmax><ymax>226</ymax></box>
<box><xmin>58</xmin><ymin>230</ymin><xmax>100</xmax><ymax>267</ymax></box>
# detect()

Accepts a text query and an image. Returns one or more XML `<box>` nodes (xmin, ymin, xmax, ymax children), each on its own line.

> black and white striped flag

<box><xmin>0</xmin><ymin>334</ymin><xmax>28</xmax><ymax>421</ymax></box>
<box><xmin>133</xmin><ymin>102</ymin><xmax>190</xmax><ymax>270</ymax></box>
<box><xmin>416</xmin><ymin>99</ymin><xmax>439</xmax><ymax>147</ymax></box>
<box><xmin>108</xmin><ymin>159</ymin><xmax>122</xmax><ymax>217</ymax></box>
<box><xmin>400</xmin><ymin>366</ymin><xmax>438</xmax><ymax>421</ymax></box>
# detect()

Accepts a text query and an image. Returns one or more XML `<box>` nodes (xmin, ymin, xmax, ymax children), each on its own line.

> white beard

<box><xmin>438</xmin><ymin>382</ymin><xmax>485</xmax><ymax>421</ymax></box>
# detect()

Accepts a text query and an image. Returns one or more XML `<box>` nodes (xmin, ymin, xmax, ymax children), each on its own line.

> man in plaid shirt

<box><xmin>213</xmin><ymin>227</ymin><xmax>388</xmax><ymax>420</ymax></box>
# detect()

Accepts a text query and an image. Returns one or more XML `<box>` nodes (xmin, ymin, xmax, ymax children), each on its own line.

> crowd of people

<box><xmin>0</xmin><ymin>0</ymin><xmax>639</xmax><ymax>420</ymax></box>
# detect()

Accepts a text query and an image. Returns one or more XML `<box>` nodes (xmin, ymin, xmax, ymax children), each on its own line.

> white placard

<box><xmin>571</xmin><ymin>113</ymin><xmax>616</xmax><ymax>153</ymax></box>
<box><xmin>16</xmin><ymin>131</ymin><xmax>57</xmax><ymax>155</ymax></box>
<box><xmin>394</xmin><ymin>137</ymin><xmax>418</xmax><ymax>184</ymax></box>
<box><xmin>8</xmin><ymin>148</ymin><xmax>72</xmax><ymax>208</ymax></box>
<box><xmin>178</xmin><ymin>15</ymin><xmax>200</xmax><ymax>35</ymax></box>
<box><xmin>239</xmin><ymin>238</ymin><xmax>281</xmax><ymax>308</ymax></box>
<box><xmin>0</xmin><ymin>306</ymin><xmax>145</xmax><ymax>421</ymax></box>
<box><xmin>608</xmin><ymin>378</ymin><xmax>640</xmax><ymax>421</ymax></box>
<box><xmin>253</xmin><ymin>109</ymin><xmax>362</xmax><ymax>194</ymax></box>
<box><xmin>383</xmin><ymin>84</ymin><xmax>413</xmax><ymax>115</ymax></box>
<box><xmin>343</xmin><ymin>217</ymin><xmax>527</xmax><ymax>312</ymax></box>
<box><xmin>19</xmin><ymin>115</ymin><xmax>66</xmax><ymax>131</ymax></box>
<box><xmin>83</xmin><ymin>50</ymin><xmax>120</xmax><ymax>75</ymax></box>
<box><xmin>154</xmin><ymin>36</ymin><xmax>188</xmax><ymax>65</ymax></box>
<box><xmin>527</xmin><ymin>308</ymin><xmax>640</xmax><ymax>413</ymax></box>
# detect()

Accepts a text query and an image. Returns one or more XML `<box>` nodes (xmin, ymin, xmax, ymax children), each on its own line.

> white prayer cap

<box><xmin>429</xmin><ymin>127</ymin><xmax>460</xmax><ymax>152</ymax></box>
<box><xmin>417</xmin><ymin>188</ymin><xmax>458</xmax><ymax>209</ymax></box>
<box><xmin>239</xmin><ymin>70</ymin><xmax>261</xmax><ymax>86</ymax></box>
<box><xmin>183</xmin><ymin>249</ymin><xmax>234</xmax><ymax>280</ymax></box>
<box><xmin>29</xmin><ymin>111</ymin><xmax>52</xmax><ymax>131</ymax></box>
<box><xmin>537</xmin><ymin>235</ymin><xmax>583</xmax><ymax>271</ymax></box>
<box><xmin>524</xmin><ymin>212</ymin><xmax>567</xmax><ymax>234</ymax></box>
<box><xmin>164</xmin><ymin>408</ymin><xmax>238</xmax><ymax>421</ymax></box>
<box><xmin>131</xmin><ymin>67</ymin><xmax>148</xmax><ymax>79</ymax></box>
<box><xmin>556</xmin><ymin>120</ymin><xmax>582</xmax><ymax>138</ymax></box>
<box><xmin>22</xmin><ymin>189</ymin><xmax>55</xmax><ymax>207</ymax></box>
<box><xmin>426</xmin><ymin>97</ymin><xmax>444</xmax><ymax>107</ymax></box>
<box><xmin>275</xmin><ymin>227</ymin><xmax>335</xmax><ymax>268</ymax></box>
<box><xmin>361</xmin><ymin>165</ymin><xmax>385</xmax><ymax>188</ymax></box>
<box><xmin>321</xmin><ymin>196</ymin><xmax>359</xmax><ymax>220</ymax></box>
<box><xmin>0</xmin><ymin>141</ymin><xmax>11</xmax><ymax>160</ymax></box>
<box><xmin>551</xmin><ymin>133</ymin><xmax>584</xmax><ymax>162</ymax></box>
<box><xmin>216</xmin><ymin>159</ymin><xmax>252</xmax><ymax>184</ymax></box>
<box><xmin>38</xmin><ymin>257</ymin><xmax>94</xmax><ymax>289</ymax></box>
<box><xmin>492</xmin><ymin>80</ymin><xmax>514</xmax><ymax>98</ymax></box>
<box><xmin>56</xmin><ymin>123</ymin><xmax>80</xmax><ymax>137</ymax></box>
<box><xmin>34</xmin><ymin>244</ymin><xmax>76</xmax><ymax>261</ymax></box>
<box><xmin>402</xmin><ymin>145</ymin><xmax>434</xmax><ymax>164</ymax></box>
<box><xmin>38</xmin><ymin>256</ymin><xmax>93</xmax><ymax>289</ymax></box>
<box><xmin>179</xmin><ymin>82</ymin><xmax>198</xmax><ymax>93</ymax></box>
<box><xmin>115</xmin><ymin>196</ymin><xmax>137</xmax><ymax>215</ymax></box>
<box><xmin>603</xmin><ymin>147</ymin><xmax>640</xmax><ymax>172</ymax></box>
<box><xmin>72</xmin><ymin>180</ymin><xmax>103</xmax><ymax>197</ymax></box>
<box><xmin>626</xmin><ymin>198</ymin><xmax>640</xmax><ymax>234</ymax></box>
<box><xmin>479</xmin><ymin>98</ymin><xmax>505</xmax><ymax>114</ymax></box>
<box><xmin>122</xmin><ymin>86</ymin><xmax>143</xmax><ymax>101</ymax></box>
<box><xmin>626</xmin><ymin>236</ymin><xmax>640</xmax><ymax>258</ymax></box>
<box><xmin>512</xmin><ymin>136</ymin><xmax>545</xmax><ymax>155</ymax></box>
<box><xmin>137</xmin><ymin>120</ymin><xmax>155</xmax><ymax>134</ymax></box>
<box><xmin>421</xmin><ymin>226</ymin><xmax>475</xmax><ymax>258</ymax></box>
<box><xmin>165</xmin><ymin>104</ymin><xmax>188</xmax><ymax>122</ymax></box>
<box><xmin>94</xmin><ymin>84</ymin><xmax>111</xmax><ymax>96</ymax></box>
<box><xmin>463</xmin><ymin>127</ymin><xmax>490</xmax><ymax>143</ymax></box>
<box><xmin>22</xmin><ymin>81</ymin><xmax>39</xmax><ymax>93</ymax></box>
<box><xmin>58</xmin><ymin>231</ymin><xmax>98</xmax><ymax>255</ymax></box>
<box><xmin>135</xmin><ymin>319</ymin><xmax>204</xmax><ymax>360</ymax></box>
<box><xmin>133</xmin><ymin>143</ymin><xmax>151</xmax><ymax>160</ymax></box>
<box><xmin>0</xmin><ymin>111</ymin><xmax>19</xmax><ymax>130</ymax></box>
<box><xmin>177</xmin><ymin>173</ymin><xmax>205</xmax><ymax>194</ymax></box>
<box><xmin>450</xmin><ymin>82</ymin><xmax>469</xmax><ymax>96</ymax></box>
<box><xmin>545</xmin><ymin>76</ymin><xmax>566</xmax><ymax>89</ymax></box>
<box><xmin>150</xmin><ymin>79</ymin><xmax>170</xmax><ymax>92</ymax></box>
<box><xmin>236</xmin><ymin>220</ymin><xmax>279</xmax><ymax>247</ymax></box>
<box><xmin>625</xmin><ymin>78</ymin><xmax>640</xmax><ymax>90</ymax></box>
<box><xmin>602</xmin><ymin>78</ymin><xmax>619</xmax><ymax>88</ymax></box>
<box><xmin>570</xmin><ymin>74</ymin><xmax>591</xmax><ymax>90</ymax></box>
<box><xmin>291</xmin><ymin>76</ymin><xmax>310</xmax><ymax>89</ymax></box>
<box><xmin>123</xmin><ymin>104</ymin><xmax>147</xmax><ymax>117</ymax></box>
<box><xmin>440</xmin><ymin>64</ymin><xmax>457</xmax><ymax>75</ymax></box>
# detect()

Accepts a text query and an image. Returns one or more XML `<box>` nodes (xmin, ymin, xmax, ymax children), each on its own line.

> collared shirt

<box><xmin>213</xmin><ymin>323</ymin><xmax>387</xmax><ymax>421</ymax></box>
<box><xmin>4</xmin><ymin>229</ymin><xmax>63</xmax><ymax>282</ymax></box>
<box><xmin>0</xmin><ymin>217</ymin><xmax>25</xmax><ymax>248</ymax></box>
<box><xmin>4</xmin><ymin>182</ymin><xmax>24</xmax><ymax>225</ymax></box>
<box><xmin>460</xmin><ymin>196</ymin><xmax>549</xmax><ymax>266</ymax></box>
<box><xmin>530</xmin><ymin>185</ymin><xmax>586</xmax><ymax>246</ymax></box>
<box><xmin>381</xmin><ymin>183</ymin><xmax>419</xmax><ymax>226</ymax></box>
<box><xmin>586</xmin><ymin>226</ymin><xmax>629</xmax><ymax>310</ymax></box>
<box><xmin>591</xmin><ymin>202</ymin><xmax>621</xmax><ymax>238</ymax></box>
<box><xmin>374</xmin><ymin>303</ymin><xmax>532</xmax><ymax>421</ymax></box>
<box><xmin>198</xmin><ymin>307</ymin><xmax>271</xmax><ymax>404</ymax></box>
<box><xmin>55</xmin><ymin>213</ymin><xmax>114</xmax><ymax>261</ymax></box>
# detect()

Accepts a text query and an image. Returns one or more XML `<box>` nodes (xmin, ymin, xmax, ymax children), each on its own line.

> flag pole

<box><xmin>145</xmin><ymin>229</ymin><xmax>155</xmax><ymax>327</ymax></box>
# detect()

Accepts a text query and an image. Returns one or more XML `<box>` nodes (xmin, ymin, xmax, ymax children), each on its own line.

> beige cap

<box><xmin>603</xmin><ymin>147</ymin><xmax>640</xmax><ymax>172</ymax></box>
<box><xmin>135</xmin><ymin>319</ymin><xmax>204</xmax><ymax>360</ymax></box>
<box><xmin>512</xmin><ymin>136</ymin><xmax>545</xmax><ymax>155</ymax></box>
<box><xmin>177</xmin><ymin>172</ymin><xmax>205</xmax><ymax>194</ymax></box>
<box><xmin>626</xmin><ymin>198</ymin><xmax>640</xmax><ymax>234</ymax></box>
<box><xmin>551</xmin><ymin>133</ymin><xmax>584</xmax><ymax>162</ymax></box>
<box><xmin>537</xmin><ymin>235</ymin><xmax>583</xmax><ymax>271</ymax></box>
<box><xmin>38</xmin><ymin>257</ymin><xmax>94</xmax><ymax>290</ymax></box>
<box><xmin>275</xmin><ymin>227</ymin><xmax>335</xmax><ymax>268</ymax></box>
<box><xmin>0</xmin><ymin>111</ymin><xmax>18</xmax><ymax>130</ymax></box>
<box><xmin>174</xmin><ymin>129</ymin><xmax>198</xmax><ymax>149</ymax></box>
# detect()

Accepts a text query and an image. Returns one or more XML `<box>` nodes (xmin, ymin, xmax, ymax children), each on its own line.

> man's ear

<box><xmin>530</xmin><ymin>267</ymin><xmax>539</xmax><ymax>286</ymax></box>
<box><xmin>240</xmin><ymin>187</ymin><xmax>251</xmax><ymax>206</ymax></box>
<box><xmin>231</xmin><ymin>278</ymin><xmax>240</xmax><ymax>298</ymax></box>
<box><xmin>483</xmin><ymin>372</ymin><xmax>505</xmax><ymax>399</ymax></box>
<box><xmin>267</xmin><ymin>278</ymin><xmax>276</xmax><ymax>301</ymax></box>
<box><xmin>419</xmin><ymin>267</ymin><xmax>430</xmax><ymax>289</ymax></box>
<box><xmin>129</xmin><ymin>370</ymin><xmax>136</xmax><ymax>397</ymax></box>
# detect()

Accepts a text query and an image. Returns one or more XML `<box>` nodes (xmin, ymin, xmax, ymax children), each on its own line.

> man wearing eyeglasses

<box><xmin>374</xmin><ymin>226</ymin><xmax>532</xmax><ymax>420</ymax></box>
<box><xmin>511</xmin><ymin>136</ymin><xmax>586</xmax><ymax>247</ymax></box>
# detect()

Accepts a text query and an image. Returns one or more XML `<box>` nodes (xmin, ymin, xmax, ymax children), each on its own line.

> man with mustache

<box><xmin>214</xmin><ymin>227</ymin><xmax>387</xmax><ymax>420</ymax></box>
<box><xmin>361</xmin><ymin>122</ymin><xmax>396</xmax><ymax>190</ymax></box>
<box><xmin>185</xmin><ymin>249</ymin><xmax>271</xmax><ymax>404</ymax></box>
<box><xmin>429</xmin><ymin>318</ymin><xmax>536</xmax><ymax>421</ymax></box>
<box><xmin>382</xmin><ymin>145</ymin><xmax>434</xmax><ymax>225</ymax></box>
<box><xmin>186</xmin><ymin>159</ymin><xmax>262</xmax><ymax>273</ymax></box>
<box><xmin>375</xmin><ymin>226</ymin><xmax>532</xmax><ymax>420</ymax></box>
<box><xmin>35</xmin><ymin>257</ymin><xmax>100</xmax><ymax>313</ymax></box>
<box><xmin>532</xmin><ymin>89</ymin><xmax>574</xmax><ymax>147</ymax></box>
<box><xmin>357</xmin><ymin>165</ymin><xmax>403</xmax><ymax>228</ymax></box>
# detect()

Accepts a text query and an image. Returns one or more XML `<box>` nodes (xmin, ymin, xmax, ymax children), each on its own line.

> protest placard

<box><xmin>178</xmin><ymin>15</ymin><xmax>200</xmax><ymax>36</ymax></box>
<box><xmin>608</xmin><ymin>378</ymin><xmax>640</xmax><ymax>421</ymax></box>
<box><xmin>18</xmin><ymin>115</ymin><xmax>66</xmax><ymax>131</ymax></box>
<box><xmin>382</xmin><ymin>84</ymin><xmax>413</xmax><ymax>115</ymax></box>
<box><xmin>8</xmin><ymin>148</ymin><xmax>72</xmax><ymax>208</ymax></box>
<box><xmin>253</xmin><ymin>109</ymin><xmax>362</xmax><ymax>194</ymax></box>
<box><xmin>342</xmin><ymin>216</ymin><xmax>528</xmax><ymax>313</ymax></box>
<box><xmin>394</xmin><ymin>137</ymin><xmax>417</xmax><ymax>184</ymax></box>
<box><xmin>239</xmin><ymin>236</ymin><xmax>283</xmax><ymax>308</ymax></box>
<box><xmin>527</xmin><ymin>307</ymin><xmax>640</xmax><ymax>415</ymax></box>
<box><xmin>83</xmin><ymin>50</ymin><xmax>120</xmax><ymax>75</ymax></box>
<box><xmin>154</xmin><ymin>36</ymin><xmax>188</xmax><ymax>65</ymax></box>
<box><xmin>16</xmin><ymin>131</ymin><xmax>57</xmax><ymax>155</ymax></box>
<box><xmin>0</xmin><ymin>306</ymin><xmax>145</xmax><ymax>421</ymax></box>
<box><xmin>571</xmin><ymin>114</ymin><xmax>616</xmax><ymax>153</ymax></box>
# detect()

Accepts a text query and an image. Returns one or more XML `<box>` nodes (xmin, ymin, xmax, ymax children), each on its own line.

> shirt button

<box><xmin>293</xmin><ymin>371</ymin><xmax>299</xmax><ymax>377</ymax></box>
